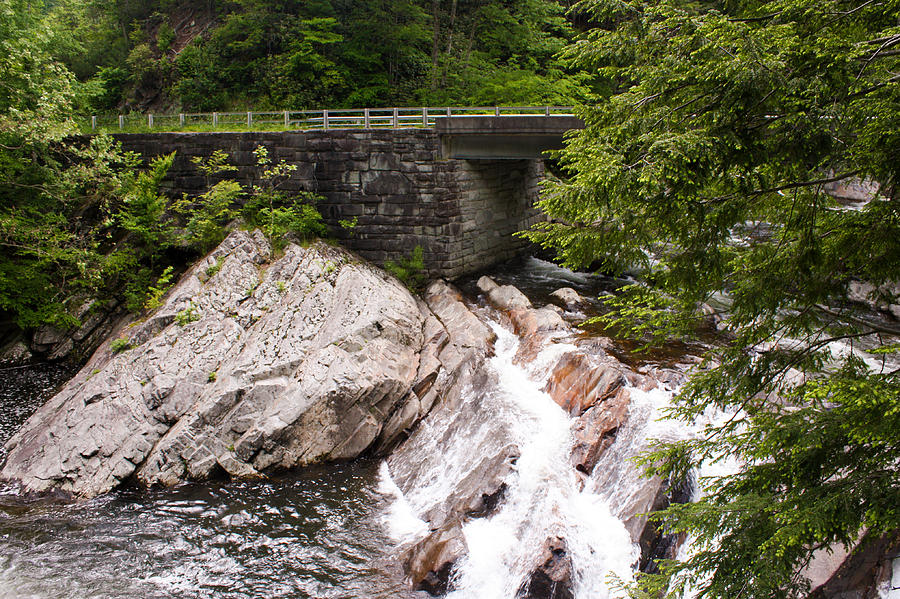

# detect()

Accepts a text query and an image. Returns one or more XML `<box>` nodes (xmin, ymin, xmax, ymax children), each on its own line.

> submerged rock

<box><xmin>0</xmin><ymin>230</ymin><xmax>463</xmax><ymax>498</ymax></box>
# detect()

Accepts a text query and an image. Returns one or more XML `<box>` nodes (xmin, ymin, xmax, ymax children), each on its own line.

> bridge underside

<box><xmin>436</xmin><ymin>115</ymin><xmax>583</xmax><ymax>159</ymax></box>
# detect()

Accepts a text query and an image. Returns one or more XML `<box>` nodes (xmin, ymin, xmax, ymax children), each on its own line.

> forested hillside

<box><xmin>47</xmin><ymin>0</ymin><xmax>590</xmax><ymax>113</ymax></box>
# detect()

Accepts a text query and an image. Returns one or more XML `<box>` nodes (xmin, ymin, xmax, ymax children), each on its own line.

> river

<box><xmin>0</xmin><ymin>257</ymin><xmax>703</xmax><ymax>599</ymax></box>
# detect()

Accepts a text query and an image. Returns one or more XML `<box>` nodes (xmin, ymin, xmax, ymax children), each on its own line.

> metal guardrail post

<box><xmin>213</xmin><ymin>112</ymin><xmax>218</xmax><ymax>128</ymax></box>
<box><xmin>91</xmin><ymin>116</ymin><xmax>97</xmax><ymax>131</ymax></box>
<box><xmin>545</xmin><ymin>106</ymin><xmax>551</xmax><ymax>117</ymax></box>
<box><xmin>179</xmin><ymin>113</ymin><xmax>185</xmax><ymax>127</ymax></box>
<box><xmin>119</xmin><ymin>115</ymin><xmax>124</xmax><ymax>129</ymax></box>
<box><xmin>446</xmin><ymin>106</ymin><xmax>451</xmax><ymax>118</ymax></box>
<box><xmin>422</xmin><ymin>107</ymin><xmax>428</xmax><ymax>126</ymax></box>
<box><xmin>364</xmin><ymin>108</ymin><xmax>370</xmax><ymax>129</ymax></box>
<box><xmin>247</xmin><ymin>111</ymin><xmax>252</xmax><ymax>128</ymax></box>
<box><xmin>284</xmin><ymin>110</ymin><xmax>289</xmax><ymax>128</ymax></box>
<box><xmin>148</xmin><ymin>114</ymin><xmax>154</xmax><ymax>128</ymax></box>
<box><xmin>393</xmin><ymin>107</ymin><xmax>399</xmax><ymax>128</ymax></box>
<box><xmin>323</xmin><ymin>109</ymin><xmax>329</xmax><ymax>130</ymax></box>
<box><xmin>495</xmin><ymin>106</ymin><xmax>501</xmax><ymax>116</ymax></box>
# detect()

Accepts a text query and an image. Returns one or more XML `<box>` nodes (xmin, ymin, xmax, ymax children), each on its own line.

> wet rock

<box><xmin>387</xmin><ymin>361</ymin><xmax>518</xmax><ymax>590</ymax></box>
<box><xmin>570</xmin><ymin>387</ymin><xmax>630</xmax><ymax>475</ymax></box>
<box><xmin>518</xmin><ymin>537</ymin><xmax>575</xmax><ymax>599</ymax></box>
<box><xmin>549</xmin><ymin>287</ymin><xmax>584</xmax><ymax>309</ymax></box>
<box><xmin>544</xmin><ymin>352</ymin><xmax>628</xmax><ymax>416</ymax></box>
<box><xmin>0</xmin><ymin>341</ymin><xmax>32</xmax><ymax>364</ymax></box>
<box><xmin>402</xmin><ymin>520</ymin><xmax>467</xmax><ymax>595</ymax></box>
<box><xmin>639</xmin><ymin>365</ymin><xmax>687</xmax><ymax>391</ymax></box>
<box><xmin>510</xmin><ymin>306</ymin><xmax>568</xmax><ymax>339</ymax></box>
<box><xmin>637</xmin><ymin>477</ymin><xmax>693</xmax><ymax>572</ymax></box>
<box><xmin>424</xmin><ymin>280</ymin><xmax>495</xmax><ymax>374</ymax></box>
<box><xmin>847</xmin><ymin>280</ymin><xmax>900</xmax><ymax>320</ymax></box>
<box><xmin>30</xmin><ymin>325</ymin><xmax>66</xmax><ymax>350</ymax></box>
<box><xmin>0</xmin><ymin>230</ymin><xmax>451</xmax><ymax>498</ymax></box>
<box><xmin>476</xmin><ymin>275</ymin><xmax>499</xmax><ymax>294</ymax></box>
<box><xmin>421</xmin><ymin>443</ymin><xmax>518</xmax><ymax>525</ymax></box>
<box><xmin>477</xmin><ymin>276</ymin><xmax>569</xmax><ymax>362</ymax></box>
<box><xmin>806</xmin><ymin>532</ymin><xmax>900</xmax><ymax>599</ymax></box>
<box><xmin>19</xmin><ymin>299</ymin><xmax>128</xmax><ymax>363</ymax></box>
<box><xmin>478</xmin><ymin>277</ymin><xmax>532</xmax><ymax>312</ymax></box>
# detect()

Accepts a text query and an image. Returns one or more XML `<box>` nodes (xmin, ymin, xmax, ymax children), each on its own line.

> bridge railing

<box><xmin>84</xmin><ymin>106</ymin><xmax>575</xmax><ymax>133</ymax></box>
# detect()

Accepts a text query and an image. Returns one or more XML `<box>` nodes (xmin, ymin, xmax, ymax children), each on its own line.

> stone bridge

<box><xmin>115</xmin><ymin>115</ymin><xmax>583</xmax><ymax>279</ymax></box>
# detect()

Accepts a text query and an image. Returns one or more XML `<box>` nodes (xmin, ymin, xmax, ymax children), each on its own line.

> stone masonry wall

<box><xmin>114</xmin><ymin>130</ymin><xmax>545</xmax><ymax>279</ymax></box>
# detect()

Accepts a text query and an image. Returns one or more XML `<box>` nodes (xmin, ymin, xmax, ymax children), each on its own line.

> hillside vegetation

<box><xmin>49</xmin><ymin>0</ymin><xmax>591</xmax><ymax>113</ymax></box>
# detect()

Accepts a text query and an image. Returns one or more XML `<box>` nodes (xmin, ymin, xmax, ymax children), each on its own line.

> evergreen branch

<box><xmin>813</xmin><ymin>304</ymin><xmax>900</xmax><ymax>336</ymax></box>
<box><xmin>698</xmin><ymin>171</ymin><xmax>861</xmax><ymax>205</ymax></box>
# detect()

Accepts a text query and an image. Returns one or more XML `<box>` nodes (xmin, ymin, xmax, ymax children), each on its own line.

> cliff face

<box><xmin>0</xmin><ymin>230</ymin><xmax>486</xmax><ymax>498</ymax></box>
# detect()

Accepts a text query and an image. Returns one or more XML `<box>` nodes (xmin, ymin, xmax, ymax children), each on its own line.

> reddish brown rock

<box><xmin>544</xmin><ymin>352</ymin><xmax>628</xmax><ymax>416</ymax></box>
<box><xmin>477</xmin><ymin>275</ymin><xmax>569</xmax><ymax>363</ymax></box>
<box><xmin>570</xmin><ymin>387</ymin><xmax>630</xmax><ymax>475</ymax></box>
<box><xmin>402</xmin><ymin>520</ymin><xmax>467</xmax><ymax>596</ymax></box>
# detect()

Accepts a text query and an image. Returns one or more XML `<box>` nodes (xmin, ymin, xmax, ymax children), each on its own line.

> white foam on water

<box><xmin>377</xmin><ymin>461</ymin><xmax>429</xmax><ymax>543</ymax></box>
<box><xmin>381</xmin><ymin>319</ymin><xmax>653</xmax><ymax>599</ymax></box>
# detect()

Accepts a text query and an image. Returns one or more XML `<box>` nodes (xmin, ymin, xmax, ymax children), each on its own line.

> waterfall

<box><xmin>378</xmin><ymin>319</ymin><xmax>692</xmax><ymax>598</ymax></box>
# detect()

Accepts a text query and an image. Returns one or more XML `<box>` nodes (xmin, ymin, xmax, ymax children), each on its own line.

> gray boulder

<box><xmin>0</xmin><ymin>230</ymin><xmax>460</xmax><ymax>498</ymax></box>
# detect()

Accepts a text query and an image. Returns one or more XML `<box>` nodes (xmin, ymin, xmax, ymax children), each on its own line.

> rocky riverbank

<box><xmin>1</xmin><ymin>232</ymin><xmax>895</xmax><ymax>598</ymax></box>
<box><xmin>0</xmin><ymin>230</ymin><xmax>490</xmax><ymax>498</ymax></box>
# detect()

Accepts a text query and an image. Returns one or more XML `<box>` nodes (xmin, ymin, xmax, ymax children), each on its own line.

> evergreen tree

<box><xmin>526</xmin><ymin>0</ymin><xmax>900</xmax><ymax>595</ymax></box>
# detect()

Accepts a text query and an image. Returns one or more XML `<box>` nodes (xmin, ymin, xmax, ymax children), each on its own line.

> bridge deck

<box><xmin>435</xmin><ymin>115</ymin><xmax>584</xmax><ymax>159</ymax></box>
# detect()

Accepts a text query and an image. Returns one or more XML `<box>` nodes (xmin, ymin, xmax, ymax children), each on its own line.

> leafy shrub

<box><xmin>142</xmin><ymin>266</ymin><xmax>175</xmax><ymax>312</ymax></box>
<box><xmin>110</xmin><ymin>337</ymin><xmax>133</xmax><ymax>353</ymax></box>
<box><xmin>384</xmin><ymin>246</ymin><xmax>426</xmax><ymax>292</ymax></box>
<box><xmin>156</xmin><ymin>22</ymin><xmax>175</xmax><ymax>53</ymax></box>
<box><xmin>174</xmin><ymin>181</ymin><xmax>242</xmax><ymax>252</ymax></box>
<box><xmin>175</xmin><ymin>303</ymin><xmax>200</xmax><ymax>326</ymax></box>
<box><xmin>205</xmin><ymin>256</ymin><xmax>226</xmax><ymax>278</ymax></box>
<box><xmin>242</xmin><ymin>146</ymin><xmax>327</xmax><ymax>252</ymax></box>
<box><xmin>117</xmin><ymin>152</ymin><xmax>177</xmax><ymax>249</ymax></box>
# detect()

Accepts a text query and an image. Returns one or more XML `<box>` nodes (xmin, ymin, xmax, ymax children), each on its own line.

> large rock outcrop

<box><xmin>0</xmin><ymin>230</ymin><xmax>466</xmax><ymax>498</ymax></box>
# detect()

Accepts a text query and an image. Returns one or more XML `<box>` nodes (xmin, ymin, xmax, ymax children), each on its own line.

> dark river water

<box><xmin>0</xmin><ymin>364</ymin><xmax>417</xmax><ymax>598</ymax></box>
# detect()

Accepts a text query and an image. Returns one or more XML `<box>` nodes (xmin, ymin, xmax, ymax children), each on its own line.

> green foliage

<box><xmin>109</xmin><ymin>337</ymin><xmax>133</xmax><ymax>353</ymax></box>
<box><xmin>46</xmin><ymin>0</ymin><xmax>589</xmax><ymax>112</ymax></box>
<box><xmin>207</xmin><ymin>370</ymin><xmax>217</xmax><ymax>383</ymax></box>
<box><xmin>174</xmin><ymin>181</ymin><xmax>242</xmax><ymax>252</ymax></box>
<box><xmin>205</xmin><ymin>256</ymin><xmax>226</xmax><ymax>279</ymax></box>
<box><xmin>527</xmin><ymin>0</ymin><xmax>900</xmax><ymax>595</ymax></box>
<box><xmin>242</xmin><ymin>145</ymin><xmax>326</xmax><ymax>250</ymax></box>
<box><xmin>174</xmin><ymin>302</ymin><xmax>199</xmax><ymax>326</ymax></box>
<box><xmin>0</xmin><ymin>1</ymin><xmax>138</xmax><ymax>329</ymax></box>
<box><xmin>384</xmin><ymin>246</ymin><xmax>426</xmax><ymax>292</ymax></box>
<box><xmin>338</xmin><ymin>216</ymin><xmax>358</xmax><ymax>229</ymax></box>
<box><xmin>141</xmin><ymin>266</ymin><xmax>175</xmax><ymax>312</ymax></box>
<box><xmin>117</xmin><ymin>152</ymin><xmax>176</xmax><ymax>248</ymax></box>
<box><xmin>156</xmin><ymin>21</ymin><xmax>175</xmax><ymax>54</ymax></box>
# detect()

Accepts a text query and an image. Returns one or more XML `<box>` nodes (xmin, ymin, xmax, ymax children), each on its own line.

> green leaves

<box><xmin>117</xmin><ymin>152</ymin><xmax>175</xmax><ymax>248</ymax></box>
<box><xmin>533</xmin><ymin>0</ymin><xmax>900</xmax><ymax>595</ymax></box>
